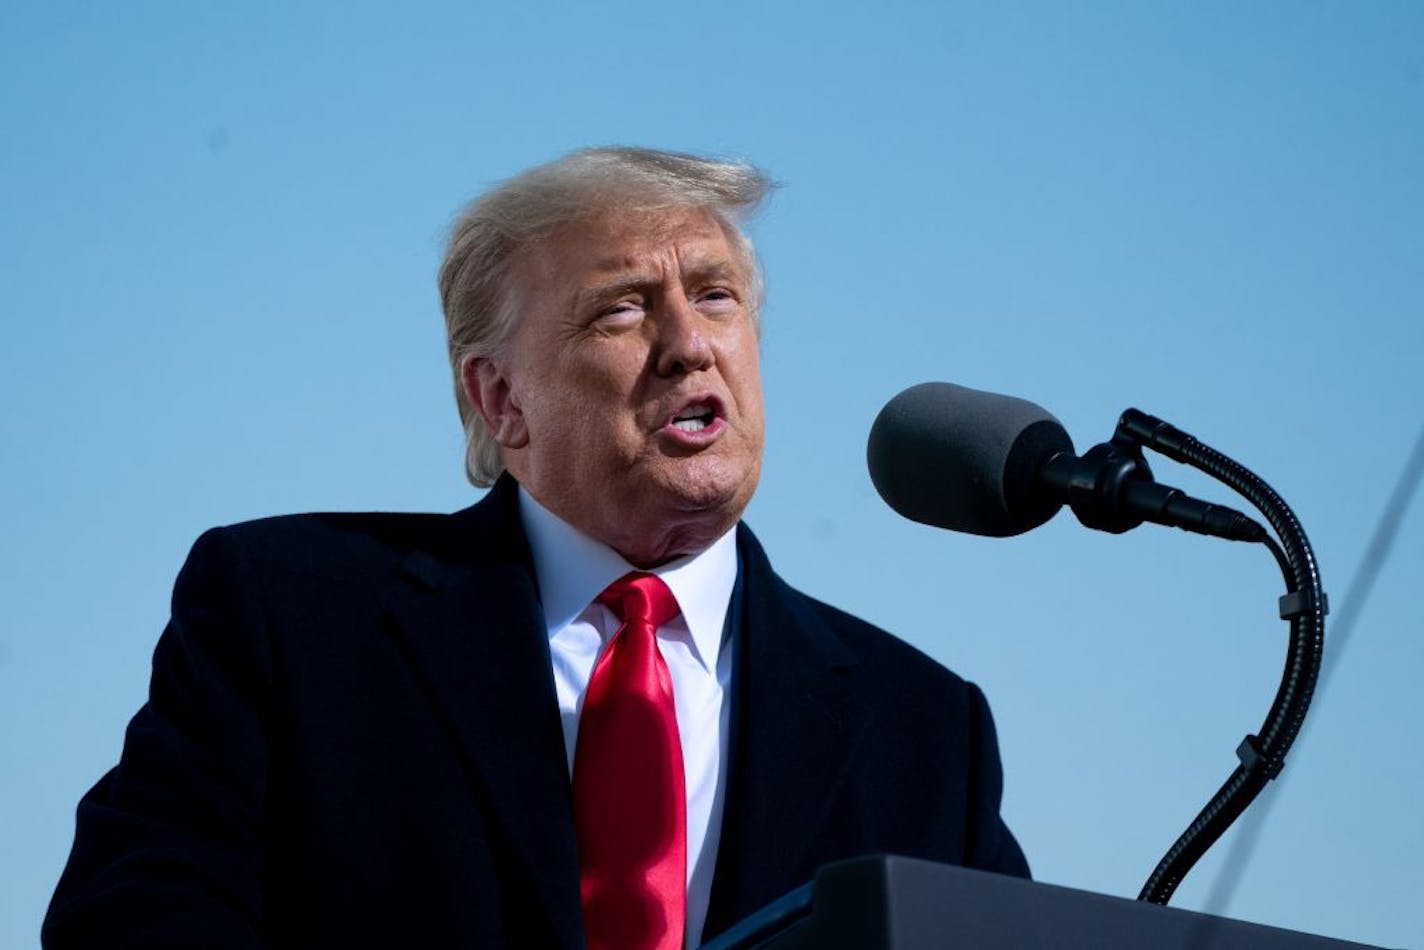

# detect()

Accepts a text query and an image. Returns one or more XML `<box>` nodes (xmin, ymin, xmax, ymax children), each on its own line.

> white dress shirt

<box><xmin>518</xmin><ymin>488</ymin><xmax>736</xmax><ymax>949</ymax></box>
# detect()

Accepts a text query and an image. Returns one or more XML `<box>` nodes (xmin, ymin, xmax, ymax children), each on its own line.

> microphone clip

<box><xmin>1039</xmin><ymin>436</ymin><xmax>1157</xmax><ymax>535</ymax></box>
<box><xmin>1039</xmin><ymin>429</ymin><xmax>1268</xmax><ymax>543</ymax></box>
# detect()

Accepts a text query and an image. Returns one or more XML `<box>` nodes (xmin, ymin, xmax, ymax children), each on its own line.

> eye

<box><xmin>591</xmin><ymin>299</ymin><xmax>645</xmax><ymax>331</ymax></box>
<box><xmin>695</xmin><ymin>286</ymin><xmax>741</xmax><ymax>314</ymax></box>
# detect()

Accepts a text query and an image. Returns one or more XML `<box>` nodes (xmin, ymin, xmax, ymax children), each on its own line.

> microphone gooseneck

<box><xmin>1121</xmin><ymin>408</ymin><xmax>1326</xmax><ymax>905</ymax></box>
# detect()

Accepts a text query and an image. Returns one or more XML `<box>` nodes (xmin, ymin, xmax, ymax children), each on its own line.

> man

<box><xmin>46</xmin><ymin>147</ymin><xmax>1028</xmax><ymax>949</ymax></box>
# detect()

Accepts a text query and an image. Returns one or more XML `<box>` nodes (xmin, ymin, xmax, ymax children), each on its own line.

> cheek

<box><xmin>728</xmin><ymin>339</ymin><xmax>765</xmax><ymax>407</ymax></box>
<box><xmin>530</xmin><ymin>369</ymin><xmax>635</xmax><ymax>443</ymax></box>
<box><xmin>517</xmin><ymin>382</ymin><xmax>580</xmax><ymax>443</ymax></box>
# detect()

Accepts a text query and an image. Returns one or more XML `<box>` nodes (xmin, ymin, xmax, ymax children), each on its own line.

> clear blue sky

<box><xmin>3</xmin><ymin>2</ymin><xmax>1421</xmax><ymax>946</ymax></box>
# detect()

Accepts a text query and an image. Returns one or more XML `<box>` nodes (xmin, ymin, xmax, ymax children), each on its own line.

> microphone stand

<box><xmin>1089</xmin><ymin>410</ymin><xmax>1329</xmax><ymax>906</ymax></box>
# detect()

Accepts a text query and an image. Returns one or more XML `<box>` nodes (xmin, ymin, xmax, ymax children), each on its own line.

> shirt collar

<box><xmin>517</xmin><ymin>486</ymin><xmax>737</xmax><ymax>673</ymax></box>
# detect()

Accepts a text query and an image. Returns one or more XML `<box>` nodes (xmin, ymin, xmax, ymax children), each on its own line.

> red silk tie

<box><xmin>573</xmin><ymin>572</ymin><xmax>687</xmax><ymax>950</ymax></box>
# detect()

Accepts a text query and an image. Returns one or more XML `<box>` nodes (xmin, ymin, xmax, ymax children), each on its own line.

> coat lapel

<box><xmin>704</xmin><ymin>526</ymin><xmax>867</xmax><ymax>937</ymax></box>
<box><xmin>378</xmin><ymin>489</ymin><xmax>865</xmax><ymax>946</ymax></box>
<box><xmin>382</xmin><ymin>477</ymin><xmax>583</xmax><ymax>949</ymax></box>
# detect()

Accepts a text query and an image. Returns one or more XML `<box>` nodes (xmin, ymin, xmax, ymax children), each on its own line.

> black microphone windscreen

<box><xmin>867</xmin><ymin>382</ymin><xmax>1074</xmax><ymax>537</ymax></box>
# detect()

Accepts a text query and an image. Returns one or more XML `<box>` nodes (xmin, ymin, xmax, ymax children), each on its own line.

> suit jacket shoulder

<box><xmin>46</xmin><ymin>480</ymin><xmax>584</xmax><ymax>949</ymax></box>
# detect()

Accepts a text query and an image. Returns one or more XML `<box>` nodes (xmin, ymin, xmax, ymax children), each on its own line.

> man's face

<box><xmin>469</xmin><ymin>206</ymin><xmax>765</xmax><ymax>566</ymax></box>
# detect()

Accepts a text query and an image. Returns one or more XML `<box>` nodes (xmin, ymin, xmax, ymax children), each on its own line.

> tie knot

<box><xmin>597</xmin><ymin>572</ymin><xmax>680</xmax><ymax>630</ymax></box>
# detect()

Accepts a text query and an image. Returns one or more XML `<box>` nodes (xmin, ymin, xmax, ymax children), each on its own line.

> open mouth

<box><xmin>669</xmin><ymin>399</ymin><xmax>721</xmax><ymax>433</ymax></box>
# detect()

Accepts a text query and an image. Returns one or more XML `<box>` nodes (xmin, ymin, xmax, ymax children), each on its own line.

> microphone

<box><xmin>871</xmin><ymin>383</ymin><xmax>1329</xmax><ymax>907</ymax></box>
<box><xmin>867</xmin><ymin>382</ymin><xmax>1265</xmax><ymax>541</ymax></box>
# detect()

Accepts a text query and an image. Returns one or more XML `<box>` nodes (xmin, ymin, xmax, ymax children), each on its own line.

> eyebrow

<box><xmin>576</xmin><ymin>259</ymin><xmax>746</xmax><ymax>308</ymax></box>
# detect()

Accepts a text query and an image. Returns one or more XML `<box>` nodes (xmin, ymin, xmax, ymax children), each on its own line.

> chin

<box><xmin>661</xmin><ymin>464</ymin><xmax>759</xmax><ymax>519</ymax></box>
<box><xmin>615</xmin><ymin>469</ymin><xmax>759</xmax><ymax>567</ymax></box>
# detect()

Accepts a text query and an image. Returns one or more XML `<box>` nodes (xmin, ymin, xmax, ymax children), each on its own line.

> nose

<box><xmin>653</xmin><ymin>292</ymin><xmax>714</xmax><ymax>377</ymax></box>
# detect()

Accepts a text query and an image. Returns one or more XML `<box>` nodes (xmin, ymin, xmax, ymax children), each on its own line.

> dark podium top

<box><xmin>702</xmin><ymin>855</ymin><xmax>1383</xmax><ymax>950</ymax></box>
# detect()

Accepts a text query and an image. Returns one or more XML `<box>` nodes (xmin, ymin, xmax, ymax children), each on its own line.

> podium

<box><xmin>702</xmin><ymin>856</ymin><xmax>1382</xmax><ymax>949</ymax></box>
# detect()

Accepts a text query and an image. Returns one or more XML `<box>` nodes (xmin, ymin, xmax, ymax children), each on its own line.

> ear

<box><xmin>460</xmin><ymin>354</ymin><xmax>529</xmax><ymax>449</ymax></box>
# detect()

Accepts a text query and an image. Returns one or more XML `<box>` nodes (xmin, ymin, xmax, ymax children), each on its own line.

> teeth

<box><xmin>673</xmin><ymin>419</ymin><xmax>708</xmax><ymax>432</ymax></box>
<box><xmin>675</xmin><ymin>404</ymin><xmax>711</xmax><ymax>422</ymax></box>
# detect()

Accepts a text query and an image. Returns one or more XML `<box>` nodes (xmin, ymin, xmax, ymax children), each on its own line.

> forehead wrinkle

<box><xmin>588</xmin><ymin>252</ymin><xmax>659</xmax><ymax>278</ymax></box>
<box><xmin>530</xmin><ymin>208</ymin><xmax>747</xmax><ymax>315</ymax></box>
<box><xmin>682</xmin><ymin>257</ymin><xmax>743</xmax><ymax>282</ymax></box>
<box><xmin>584</xmin><ymin>251</ymin><xmax>739</xmax><ymax>288</ymax></box>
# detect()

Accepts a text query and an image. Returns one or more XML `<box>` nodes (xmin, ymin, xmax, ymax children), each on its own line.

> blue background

<box><xmin>3</xmin><ymin>2</ymin><xmax>1421</xmax><ymax>946</ymax></box>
